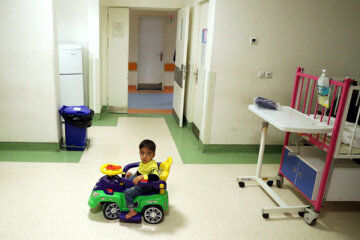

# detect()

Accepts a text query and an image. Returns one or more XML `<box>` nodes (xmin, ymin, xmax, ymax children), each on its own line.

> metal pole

<box><xmin>256</xmin><ymin>122</ymin><xmax>268</xmax><ymax>178</ymax></box>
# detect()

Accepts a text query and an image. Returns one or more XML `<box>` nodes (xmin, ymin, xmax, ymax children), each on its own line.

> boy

<box><xmin>124</xmin><ymin>139</ymin><xmax>160</xmax><ymax>219</ymax></box>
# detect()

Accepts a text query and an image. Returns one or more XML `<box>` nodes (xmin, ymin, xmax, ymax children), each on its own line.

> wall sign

<box><xmin>112</xmin><ymin>21</ymin><xmax>124</xmax><ymax>37</ymax></box>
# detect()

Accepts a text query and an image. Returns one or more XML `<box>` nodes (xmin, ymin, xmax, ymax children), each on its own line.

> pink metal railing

<box><xmin>279</xmin><ymin>67</ymin><xmax>352</xmax><ymax>212</ymax></box>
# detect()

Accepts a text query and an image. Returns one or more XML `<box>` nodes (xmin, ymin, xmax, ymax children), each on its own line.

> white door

<box><xmin>138</xmin><ymin>16</ymin><xmax>164</xmax><ymax>86</ymax></box>
<box><xmin>193</xmin><ymin>1</ymin><xmax>209</xmax><ymax>133</ymax></box>
<box><xmin>107</xmin><ymin>8</ymin><xmax>129</xmax><ymax>113</ymax></box>
<box><xmin>173</xmin><ymin>7</ymin><xmax>190</xmax><ymax>127</ymax></box>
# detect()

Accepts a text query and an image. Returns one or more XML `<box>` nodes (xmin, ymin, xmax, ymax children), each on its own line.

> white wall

<box><xmin>88</xmin><ymin>0</ymin><xmax>102</xmax><ymax>113</ymax></box>
<box><xmin>128</xmin><ymin>10</ymin><xmax>177</xmax><ymax>86</ymax></box>
<box><xmin>0</xmin><ymin>0</ymin><xmax>60</xmax><ymax>142</ymax></box>
<box><xmin>57</xmin><ymin>0</ymin><xmax>90</xmax><ymax>106</ymax></box>
<box><xmin>209</xmin><ymin>0</ymin><xmax>360</xmax><ymax>145</ymax></box>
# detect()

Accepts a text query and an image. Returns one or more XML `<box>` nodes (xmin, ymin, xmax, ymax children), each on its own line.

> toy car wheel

<box><xmin>239</xmin><ymin>181</ymin><xmax>245</xmax><ymax>188</ymax></box>
<box><xmin>142</xmin><ymin>205</ymin><xmax>163</xmax><ymax>224</ymax></box>
<box><xmin>102</xmin><ymin>202</ymin><xmax>120</xmax><ymax>220</ymax></box>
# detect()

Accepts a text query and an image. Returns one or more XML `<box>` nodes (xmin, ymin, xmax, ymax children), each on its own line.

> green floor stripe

<box><xmin>0</xmin><ymin>141</ymin><xmax>83</xmax><ymax>163</ymax></box>
<box><xmin>0</xmin><ymin>107</ymin><xmax>282</xmax><ymax>164</ymax></box>
<box><xmin>0</xmin><ymin>150</ymin><xmax>83</xmax><ymax>163</ymax></box>
<box><xmin>0</xmin><ymin>142</ymin><xmax>59</xmax><ymax>151</ymax></box>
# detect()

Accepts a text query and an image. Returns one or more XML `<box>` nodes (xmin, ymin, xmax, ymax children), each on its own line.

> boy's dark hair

<box><xmin>139</xmin><ymin>139</ymin><xmax>156</xmax><ymax>152</ymax></box>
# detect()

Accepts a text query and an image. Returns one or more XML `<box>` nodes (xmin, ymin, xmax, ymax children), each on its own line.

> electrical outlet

<box><xmin>258</xmin><ymin>71</ymin><xmax>265</xmax><ymax>78</ymax></box>
<box><xmin>265</xmin><ymin>72</ymin><xmax>272</xmax><ymax>78</ymax></box>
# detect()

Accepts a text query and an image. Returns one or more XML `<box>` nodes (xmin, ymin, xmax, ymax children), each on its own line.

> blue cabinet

<box><xmin>296</xmin><ymin>160</ymin><xmax>317</xmax><ymax>200</ymax></box>
<box><xmin>281</xmin><ymin>148</ymin><xmax>299</xmax><ymax>183</ymax></box>
<box><xmin>281</xmin><ymin>146</ymin><xmax>325</xmax><ymax>200</ymax></box>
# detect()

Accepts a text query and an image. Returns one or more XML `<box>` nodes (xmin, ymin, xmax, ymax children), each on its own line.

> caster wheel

<box><xmin>267</xmin><ymin>180</ymin><xmax>273</xmax><ymax>187</ymax></box>
<box><xmin>262</xmin><ymin>213</ymin><xmax>269</xmax><ymax>219</ymax></box>
<box><xmin>298</xmin><ymin>212</ymin><xmax>305</xmax><ymax>217</ymax></box>
<box><xmin>304</xmin><ymin>212</ymin><xmax>317</xmax><ymax>226</ymax></box>
<box><xmin>276</xmin><ymin>175</ymin><xmax>284</xmax><ymax>188</ymax></box>
<box><xmin>239</xmin><ymin>182</ymin><xmax>245</xmax><ymax>188</ymax></box>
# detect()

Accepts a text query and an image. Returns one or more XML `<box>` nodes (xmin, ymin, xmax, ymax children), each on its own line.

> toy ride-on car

<box><xmin>88</xmin><ymin>157</ymin><xmax>172</xmax><ymax>224</ymax></box>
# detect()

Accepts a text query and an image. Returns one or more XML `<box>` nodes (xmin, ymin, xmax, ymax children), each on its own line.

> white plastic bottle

<box><xmin>318</xmin><ymin>69</ymin><xmax>330</xmax><ymax>96</ymax></box>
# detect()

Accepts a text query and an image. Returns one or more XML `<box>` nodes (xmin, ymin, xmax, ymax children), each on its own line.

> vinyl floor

<box><xmin>128</xmin><ymin>93</ymin><xmax>173</xmax><ymax>109</ymax></box>
<box><xmin>0</xmin><ymin>117</ymin><xmax>360</xmax><ymax>240</ymax></box>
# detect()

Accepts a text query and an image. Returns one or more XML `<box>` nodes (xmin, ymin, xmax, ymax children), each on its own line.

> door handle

<box><xmin>160</xmin><ymin>52</ymin><xmax>163</xmax><ymax>61</ymax></box>
<box><xmin>181</xmin><ymin>64</ymin><xmax>188</xmax><ymax>72</ymax></box>
<box><xmin>194</xmin><ymin>68</ymin><xmax>199</xmax><ymax>83</ymax></box>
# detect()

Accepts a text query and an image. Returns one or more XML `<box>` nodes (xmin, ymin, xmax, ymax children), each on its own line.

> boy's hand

<box><xmin>126</xmin><ymin>172</ymin><xmax>132</xmax><ymax>178</ymax></box>
<box><xmin>133</xmin><ymin>175</ymin><xmax>144</xmax><ymax>185</ymax></box>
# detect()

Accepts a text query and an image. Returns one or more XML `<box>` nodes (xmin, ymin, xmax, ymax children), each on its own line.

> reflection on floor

<box><xmin>128</xmin><ymin>85</ymin><xmax>173</xmax><ymax>114</ymax></box>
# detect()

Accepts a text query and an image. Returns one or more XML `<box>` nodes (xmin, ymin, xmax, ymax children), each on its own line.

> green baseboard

<box><xmin>200</xmin><ymin>142</ymin><xmax>282</xmax><ymax>154</ymax></box>
<box><xmin>93</xmin><ymin>113</ymin><xmax>101</xmax><ymax>121</ymax></box>
<box><xmin>101</xmin><ymin>105</ymin><xmax>108</xmax><ymax>113</ymax></box>
<box><xmin>0</xmin><ymin>142</ymin><xmax>60</xmax><ymax>151</ymax></box>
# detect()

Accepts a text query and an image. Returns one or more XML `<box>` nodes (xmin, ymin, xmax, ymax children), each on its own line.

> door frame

<box><xmin>99</xmin><ymin>6</ymin><xmax>180</xmax><ymax>111</ymax></box>
<box><xmin>97</xmin><ymin>1</ymin><xmax>216</xmax><ymax>133</ymax></box>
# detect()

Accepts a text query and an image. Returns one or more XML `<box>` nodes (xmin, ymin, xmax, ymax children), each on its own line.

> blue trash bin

<box><xmin>64</xmin><ymin>122</ymin><xmax>87</xmax><ymax>150</ymax></box>
<box><xmin>59</xmin><ymin>105</ymin><xmax>93</xmax><ymax>151</ymax></box>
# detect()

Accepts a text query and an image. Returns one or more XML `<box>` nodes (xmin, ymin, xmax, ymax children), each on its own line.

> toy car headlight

<box><xmin>92</xmin><ymin>192</ymin><xmax>100</xmax><ymax>197</ymax></box>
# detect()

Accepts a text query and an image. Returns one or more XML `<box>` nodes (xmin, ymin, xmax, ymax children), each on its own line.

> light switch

<box><xmin>258</xmin><ymin>71</ymin><xmax>265</xmax><ymax>78</ymax></box>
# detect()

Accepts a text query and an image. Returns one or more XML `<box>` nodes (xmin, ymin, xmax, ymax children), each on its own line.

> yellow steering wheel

<box><xmin>100</xmin><ymin>163</ymin><xmax>123</xmax><ymax>176</ymax></box>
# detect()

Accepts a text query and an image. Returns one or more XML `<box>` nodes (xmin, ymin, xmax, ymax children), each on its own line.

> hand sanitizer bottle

<box><xmin>318</xmin><ymin>69</ymin><xmax>330</xmax><ymax>96</ymax></box>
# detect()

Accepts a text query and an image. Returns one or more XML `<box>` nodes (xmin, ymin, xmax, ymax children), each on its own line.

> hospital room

<box><xmin>1</xmin><ymin>0</ymin><xmax>360</xmax><ymax>239</ymax></box>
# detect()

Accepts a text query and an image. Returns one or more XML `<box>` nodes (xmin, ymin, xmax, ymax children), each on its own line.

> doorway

<box><xmin>138</xmin><ymin>16</ymin><xmax>164</xmax><ymax>90</ymax></box>
<box><xmin>127</xmin><ymin>10</ymin><xmax>177</xmax><ymax>114</ymax></box>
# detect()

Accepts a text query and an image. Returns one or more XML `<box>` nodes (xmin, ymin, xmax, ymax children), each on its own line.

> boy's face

<box><xmin>139</xmin><ymin>147</ymin><xmax>155</xmax><ymax>164</ymax></box>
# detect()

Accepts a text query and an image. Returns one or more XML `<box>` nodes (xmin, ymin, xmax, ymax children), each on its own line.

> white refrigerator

<box><xmin>58</xmin><ymin>44</ymin><xmax>84</xmax><ymax>106</ymax></box>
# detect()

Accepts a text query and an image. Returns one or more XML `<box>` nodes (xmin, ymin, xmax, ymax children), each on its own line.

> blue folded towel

<box><xmin>254</xmin><ymin>97</ymin><xmax>278</xmax><ymax>110</ymax></box>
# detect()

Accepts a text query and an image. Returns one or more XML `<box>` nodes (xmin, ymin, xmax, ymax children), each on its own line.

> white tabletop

<box><xmin>249</xmin><ymin>104</ymin><xmax>333</xmax><ymax>134</ymax></box>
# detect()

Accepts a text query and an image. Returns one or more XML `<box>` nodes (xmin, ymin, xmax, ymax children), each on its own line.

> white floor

<box><xmin>0</xmin><ymin>117</ymin><xmax>359</xmax><ymax>240</ymax></box>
